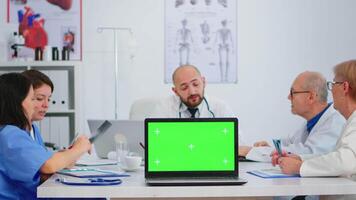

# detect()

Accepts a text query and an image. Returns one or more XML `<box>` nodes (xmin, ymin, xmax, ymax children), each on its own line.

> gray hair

<box><xmin>302</xmin><ymin>71</ymin><xmax>328</xmax><ymax>103</ymax></box>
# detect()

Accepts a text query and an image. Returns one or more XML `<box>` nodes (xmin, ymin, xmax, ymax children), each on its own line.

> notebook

<box><xmin>144</xmin><ymin>118</ymin><xmax>247</xmax><ymax>186</ymax></box>
<box><xmin>87</xmin><ymin>120</ymin><xmax>144</xmax><ymax>159</ymax></box>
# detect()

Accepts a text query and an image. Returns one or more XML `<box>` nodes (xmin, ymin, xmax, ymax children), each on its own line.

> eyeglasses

<box><xmin>289</xmin><ymin>89</ymin><xmax>310</xmax><ymax>98</ymax></box>
<box><xmin>326</xmin><ymin>81</ymin><xmax>344</xmax><ymax>91</ymax></box>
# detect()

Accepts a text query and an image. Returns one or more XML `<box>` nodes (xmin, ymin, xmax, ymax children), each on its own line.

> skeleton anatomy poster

<box><xmin>165</xmin><ymin>0</ymin><xmax>237</xmax><ymax>83</ymax></box>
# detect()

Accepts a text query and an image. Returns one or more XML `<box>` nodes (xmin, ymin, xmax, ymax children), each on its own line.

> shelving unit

<box><xmin>0</xmin><ymin>61</ymin><xmax>81</xmax><ymax>148</ymax></box>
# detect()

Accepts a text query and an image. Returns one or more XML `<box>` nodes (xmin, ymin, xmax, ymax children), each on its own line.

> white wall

<box><xmin>1</xmin><ymin>0</ymin><xmax>356</xmax><ymax>144</ymax></box>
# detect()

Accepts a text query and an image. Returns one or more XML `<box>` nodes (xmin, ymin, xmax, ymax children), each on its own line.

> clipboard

<box><xmin>57</xmin><ymin>168</ymin><xmax>130</xmax><ymax>178</ymax></box>
<box><xmin>247</xmin><ymin>168</ymin><xmax>300</xmax><ymax>178</ymax></box>
<box><xmin>56</xmin><ymin>177</ymin><xmax>122</xmax><ymax>186</ymax></box>
<box><xmin>89</xmin><ymin>120</ymin><xmax>112</xmax><ymax>143</ymax></box>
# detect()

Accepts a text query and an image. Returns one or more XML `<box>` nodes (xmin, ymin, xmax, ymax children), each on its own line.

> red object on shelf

<box><xmin>23</xmin><ymin>19</ymin><xmax>48</xmax><ymax>49</ymax></box>
<box><xmin>47</xmin><ymin>0</ymin><xmax>73</xmax><ymax>11</ymax></box>
<box><xmin>19</xmin><ymin>6</ymin><xmax>48</xmax><ymax>49</ymax></box>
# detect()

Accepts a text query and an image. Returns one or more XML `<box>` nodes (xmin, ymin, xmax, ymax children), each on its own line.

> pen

<box><xmin>89</xmin><ymin>120</ymin><xmax>112</xmax><ymax>143</ymax></box>
<box><xmin>88</xmin><ymin>178</ymin><xmax>121</xmax><ymax>183</ymax></box>
<box><xmin>68</xmin><ymin>132</ymin><xmax>79</xmax><ymax>149</ymax></box>
<box><xmin>139</xmin><ymin>142</ymin><xmax>145</xmax><ymax>149</ymax></box>
<box><xmin>272</xmin><ymin>139</ymin><xmax>282</xmax><ymax>156</ymax></box>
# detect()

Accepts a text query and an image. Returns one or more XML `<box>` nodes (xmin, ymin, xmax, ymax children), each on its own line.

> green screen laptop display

<box><xmin>147</xmin><ymin>121</ymin><xmax>235</xmax><ymax>172</ymax></box>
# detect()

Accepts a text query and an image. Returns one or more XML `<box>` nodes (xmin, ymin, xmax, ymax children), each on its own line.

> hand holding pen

<box><xmin>271</xmin><ymin>139</ymin><xmax>300</xmax><ymax>166</ymax></box>
<box><xmin>272</xmin><ymin>139</ymin><xmax>282</xmax><ymax>156</ymax></box>
<box><xmin>66</xmin><ymin>132</ymin><xmax>79</xmax><ymax>150</ymax></box>
<box><xmin>271</xmin><ymin>139</ymin><xmax>285</xmax><ymax>166</ymax></box>
<box><xmin>271</xmin><ymin>149</ymin><xmax>288</xmax><ymax>166</ymax></box>
<box><xmin>69</xmin><ymin>135</ymin><xmax>92</xmax><ymax>154</ymax></box>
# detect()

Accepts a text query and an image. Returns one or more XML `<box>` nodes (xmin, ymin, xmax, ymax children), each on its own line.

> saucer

<box><xmin>120</xmin><ymin>166</ymin><xmax>139</xmax><ymax>172</ymax></box>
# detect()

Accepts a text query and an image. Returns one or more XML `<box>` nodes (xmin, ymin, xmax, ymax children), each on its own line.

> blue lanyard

<box><xmin>56</xmin><ymin>177</ymin><xmax>122</xmax><ymax>186</ymax></box>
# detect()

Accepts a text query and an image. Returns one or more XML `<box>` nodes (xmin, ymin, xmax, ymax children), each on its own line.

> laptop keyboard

<box><xmin>146</xmin><ymin>176</ymin><xmax>247</xmax><ymax>186</ymax></box>
<box><xmin>150</xmin><ymin>176</ymin><xmax>239</xmax><ymax>180</ymax></box>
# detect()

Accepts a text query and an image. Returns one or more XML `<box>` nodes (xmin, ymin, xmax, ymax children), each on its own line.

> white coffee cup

<box><xmin>122</xmin><ymin>155</ymin><xmax>142</xmax><ymax>171</ymax></box>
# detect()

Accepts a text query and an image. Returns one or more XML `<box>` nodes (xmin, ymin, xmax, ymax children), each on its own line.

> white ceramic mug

<box><xmin>122</xmin><ymin>155</ymin><xmax>142</xmax><ymax>171</ymax></box>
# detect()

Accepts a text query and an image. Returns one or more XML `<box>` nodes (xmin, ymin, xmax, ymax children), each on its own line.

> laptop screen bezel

<box><xmin>144</xmin><ymin>118</ymin><xmax>239</xmax><ymax>178</ymax></box>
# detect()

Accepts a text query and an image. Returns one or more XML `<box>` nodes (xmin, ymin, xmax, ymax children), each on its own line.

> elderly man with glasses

<box><xmin>239</xmin><ymin>71</ymin><xmax>345</xmax><ymax>162</ymax></box>
<box><xmin>273</xmin><ymin>60</ymin><xmax>356</xmax><ymax>200</ymax></box>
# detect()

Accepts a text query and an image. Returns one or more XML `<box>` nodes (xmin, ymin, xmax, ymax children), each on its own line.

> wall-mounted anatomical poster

<box><xmin>165</xmin><ymin>0</ymin><xmax>237</xmax><ymax>83</ymax></box>
<box><xmin>7</xmin><ymin>0</ymin><xmax>82</xmax><ymax>60</ymax></box>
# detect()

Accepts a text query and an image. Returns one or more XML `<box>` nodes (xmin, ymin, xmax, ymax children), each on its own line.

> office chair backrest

<box><xmin>129</xmin><ymin>97</ymin><xmax>159</xmax><ymax>120</ymax></box>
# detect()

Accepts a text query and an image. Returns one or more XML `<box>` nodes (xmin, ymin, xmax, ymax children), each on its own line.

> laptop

<box><xmin>87</xmin><ymin>120</ymin><xmax>144</xmax><ymax>159</ymax></box>
<box><xmin>144</xmin><ymin>118</ymin><xmax>247</xmax><ymax>186</ymax></box>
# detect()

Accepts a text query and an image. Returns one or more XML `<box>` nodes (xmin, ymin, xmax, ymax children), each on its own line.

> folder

<box><xmin>58</xmin><ymin>116</ymin><xmax>70</xmax><ymax>147</ymax></box>
<box><xmin>49</xmin><ymin>116</ymin><xmax>70</xmax><ymax>148</ymax></box>
<box><xmin>39</xmin><ymin>117</ymin><xmax>50</xmax><ymax>143</ymax></box>
<box><xmin>55</xmin><ymin>70</ymin><xmax>69</xmax><ymax>110</ymax></box>
<box><xmin>49</xmin><ymin>116</ymin><xmax>59</xmax><ymax>146</ymax></box>
<box><xmin>42</xmin><ymin>70</ymin><xmax>69</xmax><ymax>110</ymax></box>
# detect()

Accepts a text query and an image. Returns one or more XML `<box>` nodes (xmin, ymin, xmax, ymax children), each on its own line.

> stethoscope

<box><xmin>179</xmin><ymin>97</ymin><xmax>215</xmax><ymax>118</ymax></box>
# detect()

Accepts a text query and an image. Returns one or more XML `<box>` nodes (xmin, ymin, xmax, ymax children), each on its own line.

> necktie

<box><xmin>188</xmin><ymin>108</ymin><xmax>198</xmax><ymax>118</ymax></box>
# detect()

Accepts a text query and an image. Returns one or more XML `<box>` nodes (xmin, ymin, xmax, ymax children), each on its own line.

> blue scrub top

<box><xmin>0</xmin><ymin>124</ymin><xmax>53</xmax><ymax>199</ymax></box>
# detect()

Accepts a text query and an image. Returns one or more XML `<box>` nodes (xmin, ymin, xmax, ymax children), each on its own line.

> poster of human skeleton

<box><xmin>165</xmin><ymin>0</ymin><xmax>237</xmax><ymax>83</ymax></box>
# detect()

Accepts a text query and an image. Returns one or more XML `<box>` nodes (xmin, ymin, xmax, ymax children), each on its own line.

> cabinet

<box><xmin>0</xmin><ymin>61</ymin><xmax>80</xmax><ymax>148</ymax></box>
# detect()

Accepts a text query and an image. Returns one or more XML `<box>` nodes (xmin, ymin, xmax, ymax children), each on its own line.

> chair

<box><xmin>129</xmin><ymin>97</ymin><xmax>159</xmax><ymax>120</ymax></box>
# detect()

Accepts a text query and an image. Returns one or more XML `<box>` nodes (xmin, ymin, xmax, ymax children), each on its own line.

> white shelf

<box><xmin>0</xmin><ymin>60</ymin><xmax>80</xmax><ymax>67</ymax></box>
<box><xmin>47</xmin><ymin>109</ymin><xmax>76</xmax><ymax>114</ymax></box>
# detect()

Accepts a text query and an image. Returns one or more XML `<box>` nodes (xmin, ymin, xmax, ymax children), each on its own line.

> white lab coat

<box><xmin>300</xmin><ymin>110</ymin><xmax>356</xmax><ymax>200</ymax></box>
<box><xmin>246</xmin><ymin>105</ymin><xmax>345</xmax><ymax>162</ymax></box>
<box><xmin>301</xmin><ymin>110</ymin><xmax>356</xmax><ymax>176</ymax></box>
<box><xmin>151</xmin><ymin>95</ymin><xmax>235</xmax><ymax>118</ymax></box>
<box><xmin>281</xmin><ymin>105</ymin><xmax>345</xmax><ymax>155</ymax></box>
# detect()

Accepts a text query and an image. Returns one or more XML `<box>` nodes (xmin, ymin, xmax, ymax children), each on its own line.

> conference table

<box><xmin>38</xmin><ymin>162</ymin><xmax>356</xmax><ymax>199</ymax></box>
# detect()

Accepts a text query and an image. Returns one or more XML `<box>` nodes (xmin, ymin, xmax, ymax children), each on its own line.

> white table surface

<box><xmin>37</xmin><ymin>162</ymin><xmax>356</xmax><ymax>199</ymax></box>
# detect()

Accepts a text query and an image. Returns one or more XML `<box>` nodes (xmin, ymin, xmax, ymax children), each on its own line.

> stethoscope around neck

<box><xmin>179</xmin><ymin>97</ymin><xmax>215</xmax><ymax>118</ymax></box>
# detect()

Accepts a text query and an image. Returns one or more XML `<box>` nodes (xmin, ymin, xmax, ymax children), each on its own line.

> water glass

<box><xmin>116</xmin><ymin>141</ymin><xmax>128</xmax><ymax>163</ymax></box>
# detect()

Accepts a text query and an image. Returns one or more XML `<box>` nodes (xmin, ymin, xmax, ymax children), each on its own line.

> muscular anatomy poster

<box><xmin>7</xmin><ymin>0</ymin><xmax>82</xmax><ymax>60</ymax></box>
<box><xmin>165</xmin><ymin>0</ymin><xmax>237</xmax><ymax>83</ymax></box>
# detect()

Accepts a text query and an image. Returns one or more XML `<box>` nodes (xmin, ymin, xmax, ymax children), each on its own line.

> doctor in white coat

<box><xmin>152</xmin><ymin>64</ymin><xmax>234</xmax><ymax>118</ymax></box>
<box><xmin>273</xmin><ymin>60</ymin><xmax>356</xmax><ymax>200</ymax></box>
<box><xmin>239</xmin><ymin>71</ymin><xmax>345</xmax><ymax>161</ymax></box>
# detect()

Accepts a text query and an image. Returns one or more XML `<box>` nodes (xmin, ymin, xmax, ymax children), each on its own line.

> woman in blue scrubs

<box><xmin>0</xmin><ymin>73</ymin><xmax>92</xmax><ymax>199</ymax></box>
<box><xmin>22</xmin><ymin>70</ymin><xmax>56</xmax><ymax>151</ymax></box>
<box><xmin>23</xmin><ymin>69</ymin><xmax>54</xmax><ymax>153</ymax></box>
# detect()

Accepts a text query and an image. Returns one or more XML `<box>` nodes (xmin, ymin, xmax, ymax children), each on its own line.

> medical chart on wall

<box><xmin>7</xmin><ymin>0</ymin><xmax>82</xmax><ymax>60</ymax></box>
<box><xmin>165</xmin><ymin>0</ymin><xmax>237</xmax><ymax>83</ymax></box>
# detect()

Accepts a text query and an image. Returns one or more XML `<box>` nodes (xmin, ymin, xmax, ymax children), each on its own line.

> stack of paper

<box><xmin>248</xmin><ymin>167</ymin><xmax>300</xmax><ymax>178</ymax></box>
<box><xmin>76</xmin><ymin>159</ymin><xmax>118</xmax><ymax>166</ymax></box>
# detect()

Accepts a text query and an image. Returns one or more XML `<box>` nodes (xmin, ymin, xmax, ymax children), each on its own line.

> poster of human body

<box><xmin>165</xmin><ymin>0</ymin><xmax>237</xmax><ymax>83</ymax></box>
<box><xmin>7</xmin><ymin>0</ymin><xmax>81</xmax><ymax>60</ymax></box>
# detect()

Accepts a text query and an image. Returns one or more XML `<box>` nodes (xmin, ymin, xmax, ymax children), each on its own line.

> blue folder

<box><xmin>247</xmin><ymin>168</ymin><xmax>300</xmax><ymax>178</ymax></box>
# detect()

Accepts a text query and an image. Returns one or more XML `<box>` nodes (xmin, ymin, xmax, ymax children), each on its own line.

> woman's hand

<box><xmin>271</xmin><ymin>150</ymin><xmax>302</xmax><ymax>175</ymax></box>
<box><xmin>71</xmin><ymin>135</ymin><xmax>92</xmax><ymax>154</ymax></box>
<box><xmin>278</xmin><ymin>156</ymin><xmax>302</xmax><ymax>175</ymax></box>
